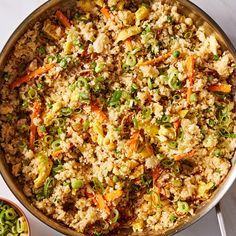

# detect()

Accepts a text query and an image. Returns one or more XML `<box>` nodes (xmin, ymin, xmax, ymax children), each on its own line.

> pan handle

<box><xmin>216</xmin><ymin>203</ymin><xmax>227</xmax><ymax>236</ymax></box>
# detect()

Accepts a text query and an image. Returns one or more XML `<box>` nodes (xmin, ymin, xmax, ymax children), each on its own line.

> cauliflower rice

<box><xmin>0</xmin><ymin>0</ymin><xmax>236</xmax><ymax>235</ymax></box>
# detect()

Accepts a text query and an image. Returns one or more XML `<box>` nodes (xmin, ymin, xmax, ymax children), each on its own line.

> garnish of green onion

<box><xmin>177</xmin><ymin>201</ymin><xmax>189</xmax><ymax>214</ymax></box>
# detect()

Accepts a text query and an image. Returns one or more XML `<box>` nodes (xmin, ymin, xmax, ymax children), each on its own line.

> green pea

<box><xmin>173</xmin><ymin>51</ymin><xmax>180</xmax><ymax>58</ymax></box>
<box><xmin>112</xmin><ymin>175</ymin><xmax>119</xmax><ymax>183</ymax></box>
<box><xmin>71</xmin><ymin>179</ymin><xmax>84</xmax><ymax>189</ymax></box>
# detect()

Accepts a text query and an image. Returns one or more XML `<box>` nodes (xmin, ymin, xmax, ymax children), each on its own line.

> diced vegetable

<box><xmin>10</xmin><ymin>64</ymin><xmax>54</xmax><ymax>89</ymax></box>
<box><xmin>34</xmin><ymin>151</ymin><xmax>53</xmax><ymax>188</ymax></box>
<box><xmin>92</xmin><ymin>177</ymin><xmax>104</xmax><ymax>194</ymax></box>
<box><xmin>208</xmin><ymin>84</ymin><xmax>231</xmax><ymax>93</ymax></box>
<box><xmin>43</xmin><ymin>177</ymin><xmax>55</xmax><ymax>198</ymax></box>
<box><xmin>71</xmin><ymin>179</ymin><xmax>84</xmax><ymax>189</ymax></box>
<box><xmin>91</xmin><ymin>103</ymin><xmax>107</xmax><ymax>123</ymax></box>
<box><xmin>185</xmin><ymin>56</ymin><xmax>195</xmax><ymax>103</ymax></box>
<box><xmin>94</xmin><ymin>0</ymin><xmax>104</xmax><ymax>7</ymax></box>
<box><xmin>135</xmin><ymin>5</ymin><xmax>150</xmax><ymax>22</ymax></box>
<box><xmin>101</xmin><ymin>7</ymin><xmax>111</xmax><ymax>19</ymax></box>
<box><xmin>29</xmin><ymin>101</ymin><xmax>41</xmax><ymax>151</ymax></box>
<box><xmin>173</xmin><ymin>150</ymin><xmax>195</xmax><ymax>161</ymax></box>
<box><xmin>104</xmin><ymin>189</ymin><xmax>123</xmax><ymax>202</ymax></box>
<box><xmin>115</xmin><ymin>26</ymin><xmax>141</xmax><ymax>43</ymax></box>
<box><xmin>127</xmin><ymin>131</ymin><xmax>140</xmax><ymax>157</ymax></box>
<box><xmin>197</xmin><ymin>181</ymin><xmax>215</xmax><ymax>198</ymax></box>
<box><xmin>94</xmin><ymin>193</ymin><xmax>110</xmax><ymax>214</ymax></box>
<box><xmin>172</xmin><ymin>51</ymin><xmax>180</xmax><ymax>58</ymax></box>
<box><xmin>108</xmin><ymin>90</ymin><xmax>123</xmax><ymax>107</ymax></box>
<box><xmin>125</xmin><ymin>38</ymin><xmax>133</xmax><ymax>51</ymax></box>
<box><xmin>176</xmin><ymin>201</ymin><xmax>189</xmax><ymax>214</ymax></box>
<box><xmin>136</xmin><ymin>52</ymin><xmax>171</xmax><ymax>67</ymax></box>
<box><xmin>56</xmin><ymin>10</ymin><xmax>71</xmax><ymax>28</ymax></box>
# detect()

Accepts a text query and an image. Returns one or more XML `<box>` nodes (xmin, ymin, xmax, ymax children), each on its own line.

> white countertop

<box><xmin>0</xmin><ymin>1</ymin><xmax>236</xmax><ymax>235</ymax></box>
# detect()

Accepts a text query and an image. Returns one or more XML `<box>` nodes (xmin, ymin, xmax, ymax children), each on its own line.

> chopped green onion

<box><xmin>169</xmin><ymin>214</ymin><xmax>177</xmax><ymax>223</ymax></box>
<box><xmin>47</xmin><ymin>103</ymin><xmax>53</xmax><ymax>109</ymax></box>
<box><xmin>167</xmin><ymin>15</ymin><xmax>173</xmax><ymax>23</ymax></box>
<box><xmin>27</xmin><ymin>88</ymin><xmax>37</xmax><ymax>99</ymax></box>
<box><xmin>207</xmin><ymin>75</ymin><xmax>214</xmax><ymax>83</ymax></box>
<box><xmin>77</xmin><ymin>77</ymin><xmax>89</xmax><ymax>90</ymax></box>
<box><xmin>173</xmin><ymin>94</ymin><xmax>180</xmax><ymax>101</ymax></box>
<box><xmin>168</xmin><ymin>77</ymin><xmax>182</xmax><ymax>90</ymax></box>
<box><xmin>79</xmin><ymin>92</ymin><xmax>90</xmax><ymax>101</ymax></box>
<box><xmin>213</xmin><ymin>54</ymin><xmax>219</xmax><ymax>61</ymax></box>
<box><xmin>43</xmin><ymin>177</ymin><xmax>55</xmax><ymax>198</ymax></box>
<box><xmin>122</xmin><ymin>63</ymin><xmax>130</xmax><ymax>71</ymax></box>
<box><xmin>131</xmin><ymin>83</ymin><xmax>138</xmax><ymax>93</ymax></box>
<box><xmin>168</xmin><ymin>141</ymin><xmax>178</xmax><ymax>149</ymax></box>
<box><xmin>59</xmin><ymin>58</ymin><xmax>68</xmax><ymax>68</ymax></box>
<box><xmin>125</xmin><ymin>54</ymin><xmax>137</xmax><ymax>67</ymax></box>
<box><xmin>142</xmin><ymin>107</ymin><xmax>152</xmax><ymax>119</ymax></box>
<box><xmin>184</xmin><ymin>31</ymin><xmax>192</xmax><ymax>39</ymax></box>
<box><xmin>207</xmin><ymin>119</ymin><xmax>215</xmax><ymax>128</ymax></box>
<box><xmin>190</xmin><ymin>93</ymin><xmax>197</xmax><ymax>103</ymax></box>
<box><xmin>161</xmin><ymin>159</ymin><xmax>174</xmax><ymax>168</ymax></box>
<box><xmin>110</xmin><ymin>5</ymin><xmax>116</xmax><ymax>11</ymax></box>
<box><xmin>16</xmin><ymin>217</ymin><xmax>26</xmax><ymax>233</ymax></box>
<box><xmin>71</xmin><ymin>179</ymin><xmax>84</xmax><ymax>189</ymax></box>
<box><xmin>60</xmin><ymin>107</ymin><xmax>73</xmax><ymax>116</ymax></box>
<box><xmin>141</xmin><ymin>174</ymin><xmax>153</xmax><ymax>188</ymax></box>
<box><xmin>2</xmin><ymin>72</ymin><xmax>10</xmax><ymax>81</ymax></box>
<box><xmin>92</xmin><ymin>177</ymin><xmax>104</xmax><ymax>194</ymax></box>
<box><xmin>94</xmin><ymin>62</ymin><xmax>104</xmax><ymax>73</ymax></box>
<box><xmin>52</xmin><ymin>139</ymin><xmax>61</xmax><ymax>150</ymax></box>
<box><xmin>109</xmin><ymin>90</ymin><xmax>122</xmax><ymax>107</ymax></box>
<box><xmin>177</xmin><ymin>201</ymin><xmax>189</xmax><ymax>214</ymax></box>
<box><xmin>133</xmin><ymin>117</ymin><xmax>139</xmax><ymax>128</ymax></box>
<box><xmin>173</xmin><ymin>51</ymin><xmax>180</xmax><ymax>58</ymax></box>
<box><xmin>72</xmin><ymin>39</ymin><xmax>84</xmax><ymax>48</ymax></box>
<box><xmin>214</xmin><ymin>149</ymin><xmax>223</xmax><ymax>157</ymax></box>
<box><xmin>47</xmin><ymin>56</ymin><xmax>55</xmax><ymax>63</ymax></box>
<box><xmin>156</xmin><ymin>114</ymin><xmax>170</xmax><ymax>124</ymax></box>
<box><xmin>52</xmin><ymin>160</ymin><xmax>63</xmax><ymax>176</ymax></box>
<box><xmin>147</xmin><ymin>78</ymin><xmax>153</xmax><ymax>90</ymax></box>
<box><xmin>111</xmin><ymin>209</ymin><xmax>119</xmax><ymax>223</ymax></box>
<box><xmin>5</xmin><ymin>209</ymin><xmax>17</xmax><ymax>221</ymax></box>
<box><xmin>37</xmin><ymin>46</ymin><xmax>46</xmax><ymax>56</ymax></box>
<box><xmin>43</xmin><ymin>135</ymin><xmax>53</xmax><ymax>144</ymax></box>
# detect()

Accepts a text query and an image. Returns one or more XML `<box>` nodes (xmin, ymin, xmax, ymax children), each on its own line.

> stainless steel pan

<box><xmin>0</xmin><ymin>0</ymin><xmax>236</xmax><ymax>235</ymax></box>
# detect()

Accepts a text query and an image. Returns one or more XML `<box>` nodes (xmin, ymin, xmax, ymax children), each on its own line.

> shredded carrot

<box><xmin>101</xmin><ymin>7</ymin><xmax>111</xmax><ymax>19</ymax></box>
<box><xmin>10</xmin><ymin>64</ymin><xmax>54</xmax><ymax>89</ymax></box>
<box><xmin>145</xmin><ymin>144</ymin><xmax>153</xmax><ymax>156</ymax></box>
<box><xmin>185</xmin><ymin>56</ymin><xmax>195</xmax><ymax>103</ymax></box>
<box><xmin>56</xmin><ymin>10</ymin><xmax>71</xmax><ymax>28</ymax></box>
<box><xmin>52</xmin><ymin>149</ymin><xmax>64</xmax><ymax>157</ymax></box>
<box><xmin>152</xmin><ymin>165</ymin><xmax>163</xmax><ymax>188</ymax></box>
<box><xmin>104</xmin><ymin>189</ymin><xmax>123</xmax><ymax>202</ymax></box>
<box><xmin>208</xmin><ymin>84</ymin><xmax>231</xmax><ymax>93</ymax></box>
<box><xmin>174</xmin><ymin>150</ymin><xmax>195</xmax><ymax>161</ymax></box>
<box><xmin>136</xmin><ymin>52</ymin><xmax>172</xmax><ymax>67</ymax></box>
<box><xmin>91</xmin><ymin>103</ymin><xmax>107</xmax><ymax>123</ymax></box>
<box><xmin>125</xmin><ymin>38</ymin><xmax>133</xmax><ymax>51</ymax></box>
<box><xmin>173</xmin><ymin>119</ymin><xmax>181</xmax><ymax>131</ymax></box>
<box><xmin>52</xmin><ymin>144</ymin><xmax>73</xmax><ymax>157</ymax></box>
<box><xmin>95</xmin><ymin>193</ymin><xmax>110</xmax><ymax>214</ymax></box>
<box><xmin>127</xmin><ymin>131</ymin><xmax>140</xmax><ymax>157</ymax></box>
<box><xmin>29</xmin><ymin>101</ymin><xmax>41</xmax><ymax>151</ymax></box>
